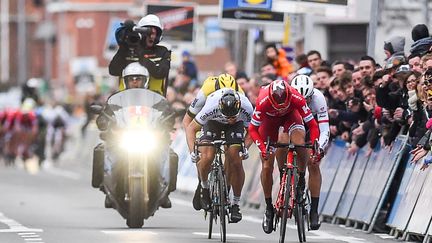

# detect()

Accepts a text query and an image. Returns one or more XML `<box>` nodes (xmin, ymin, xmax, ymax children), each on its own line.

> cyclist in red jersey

<box><xmin>248</xmin><ymin>79</ymin><xmax>319</xmax><ymax>234</ymax></box>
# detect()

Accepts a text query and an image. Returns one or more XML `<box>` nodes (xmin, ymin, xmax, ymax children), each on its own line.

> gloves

<box><xmin>256</xmin><ymin>140</ymin><xmax>268</xmax><ymax>159</ymax></box>
<box><xmin>240</xmin><ymin>147</ymin><xmax>249</xmax><ymax>160</ymax></box>
<box><xmin>313</xmin><ymin>147</ymin><xmax>325</xmax><ymax>164</ymax></box>
<box><xmin>190</xmin><ymin>151</ymin><xmax>199</xmax><ymax>163</ymax></box>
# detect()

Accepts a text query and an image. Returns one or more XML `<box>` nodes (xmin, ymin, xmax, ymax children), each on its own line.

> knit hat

<box><xmin>384</xmin><ymin>36</ymin><xmax>405</xmax><ymax>54</ymax></box>
<box><xmin>412</xmin><ymin>24</ymin><xmax>429</xmax><ymax>42</ymax></box>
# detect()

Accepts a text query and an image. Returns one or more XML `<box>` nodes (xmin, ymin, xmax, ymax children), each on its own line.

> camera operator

<box><xmin>109</xmin><ymin>14</ymin><xmax>171</xmax><ymax>96</ymax></box>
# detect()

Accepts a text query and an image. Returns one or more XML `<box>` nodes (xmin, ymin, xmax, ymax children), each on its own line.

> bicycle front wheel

<box><xmin>295</xmin><ymin>203</ymin><xmax>306</xmax><ymax>242</ymax></box>
<box><xmin>279</xmin><ymin>169</ymin><xmax>292</xmax><ymax>243</ymax></box>
<box><xmin>217</xmin><ymin>169</ymin><xmax>227</xmax><ymax>242</ymax></box>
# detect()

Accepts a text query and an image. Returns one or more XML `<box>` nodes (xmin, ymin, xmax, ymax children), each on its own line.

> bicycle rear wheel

<box><xmin>279</xmin><ymin>169</ymin><xmax>292</xmax><ymax>243</ymax></box>
<box><xmin>217</xmin><ymin>169</ymin><xmax>227</xmax><ymax>242</ymax></box>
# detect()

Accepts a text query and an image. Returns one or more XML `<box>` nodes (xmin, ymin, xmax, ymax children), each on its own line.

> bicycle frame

<box><xmin>195</xmin><ymin>140</ymin><xmax>229</xmax><ymax>243</ymax></box>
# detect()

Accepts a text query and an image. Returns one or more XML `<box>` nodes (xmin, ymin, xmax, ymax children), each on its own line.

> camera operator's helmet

<box><xmin>122</xmin><ymin>62</ymin><xmax>149</xmax><ymax>89</ymax></box>
<box><xmin>216</xmin><ymin>73</ymin><xmax>239</xmax><ymax>91</ymax></box>
<box><xmin>291</xmin><ymin>74</ymin><xmax>314</xmax><ymax>98</ymax></box>
<box><xmin>138</xmin><ymin>14</ymin><xmax>163</xmax><ymax>44</ymax></box>
<box><xmin>219</xmin><ymin>89</ymin><xmax>241</xmax><ymax>117</ymax></box>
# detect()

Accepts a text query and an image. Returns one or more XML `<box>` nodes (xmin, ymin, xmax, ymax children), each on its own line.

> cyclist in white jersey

<box><xmin>290</xmin><ymin>74</ymin><xmax>330</xmax><ymax>230</ymax></box>
<box><xmin>185</xmin><ymin>88</ymin><xmax>253</xmax><ymax>223</ymax></box>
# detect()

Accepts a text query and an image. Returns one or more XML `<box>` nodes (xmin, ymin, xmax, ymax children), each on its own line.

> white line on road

<box><xmin>23</xmin><ymin>238</ymin><xmax>43</xmax><ymax>241</ymax></box>
<box><xmin>193</xmin><ymin>232</ymin><xmax>255</xmax><ymax>239</ymax></box>
<box><xmin>18</xmin><ymin>232</ymin><xmax>36</xmax><ymax>235</ymax></box>
<box><xmin>375</xmin><ymin>233</ymin><xmax>396</xmax><ymax>239</ymax></box>
<box><xmin>0</xmin><ymin>212</ymin><xmax>43</xmax><ymax>233</ymax></box>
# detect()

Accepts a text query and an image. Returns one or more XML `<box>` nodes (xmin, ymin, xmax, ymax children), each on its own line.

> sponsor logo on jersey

<box><xmin>190</xmin><ymin>98</ymin><xmax>198</xmax><ymax>108</ymax></box>
<box><xmin>200</xmin><ymin>108</ymin><xmax>218</xmax><ymax>121</ymax></box>
<box><xmin>253</xmin><ymin>110</ymin><xmax>261</xmax><ymax>119</ymax></box>
<box><xmin>302</xmin><ymin>105</ymin><xmax>310</xmax><ymax>114</ymax></box>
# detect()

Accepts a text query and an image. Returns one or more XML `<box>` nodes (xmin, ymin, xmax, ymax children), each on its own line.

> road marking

<box><xmin>0</xmin><ymin>212</ymin><xmax>44</xmax><ymax>242</ymax></box>
<box><xmin>44</xmin><ymin>167</ymin><xmax>81</xmax><ymax>180</ymax></box>
<box><xmin>23</xmin><ymin>238</ymin><xmax>43</xmax><ymax>241</ymax></box>
<box><xmin>18</xmin><ymin>232</ymin><xmax>36</xmax><ymax>236</ymax></box>
<box><xmin>193</xmin><ymin>232</ymin><xmax>255</xmax><ymax>239</ymax></box>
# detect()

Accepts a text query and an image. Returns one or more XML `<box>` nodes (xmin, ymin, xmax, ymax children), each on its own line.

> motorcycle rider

<box><xmin>109</xmin><ymin>14</ymin><xmax>171</xmax><ymax>96</ymax></box>
<box><xmin>95</xmin><ymin>62</ymin><xmax>175</xmax><ymax>208</ymax></box>
<box><xmin>185</xmin><ymin>88</ymin><xmax>253</xmax><ymax>223</ymax></box>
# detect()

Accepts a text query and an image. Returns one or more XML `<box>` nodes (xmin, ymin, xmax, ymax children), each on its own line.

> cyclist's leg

<box><xmin>275</xmin><ymin>130</ymin><xmax>289</xmax><ymax>179</ymax></box>
<box><xmin>197</xmin><ymin>121</ymin><xmax>218</xmax><ymax>210</ymax></box>
<box><xmin>283</xmin><ymin>110</ymin><xmax>307</xmax><ymax>192</ymax></box>
<box><xmin>258</xmin><ymin>116</ymin><xmax>282</xmax><ymax>233</ymax></box>
<box><xmin>225</xmin><ymin>122</ymin><xmax>245</xmax><ymax>222</ymax></box>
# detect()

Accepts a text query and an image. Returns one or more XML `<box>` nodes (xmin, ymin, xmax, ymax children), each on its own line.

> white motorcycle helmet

<box><xmin>122</xmin><ymin>62</ymin><xmax>149</xmax><ymax>89</ymax></box>
<box><xmin>291</xmin><ymin>74</ymin><xmax>314</xmax><ymax>98</ymax></box>
<box><xmin>137</xmin><ymin>14</ymin><xmax>163</xmax><ymax>44</ymax></box>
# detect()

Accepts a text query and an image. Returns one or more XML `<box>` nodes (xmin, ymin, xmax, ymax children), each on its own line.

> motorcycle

<box><xmin>91</xmin><ymin>88</ymin><xmax>177</xmax><ymax>228</ymax></box>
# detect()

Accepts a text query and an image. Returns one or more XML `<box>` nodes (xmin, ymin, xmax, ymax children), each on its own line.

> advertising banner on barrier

<box><xmin>220</xmin><ymin>0</ymin><xmax>284</xmax><ymax>24</ymax></box>
<box><xmin>386</xmin><ymin>154</ymin><xmax>415</xmax><ymax>227</ymax></box>
<box><xmin>319</xmin><ymin>139</ymin><xmax>346</xmax><ymax>212</ymax></box>
<box><xmin>405</xmin><ymin>168</ymin><xmax>432</xmax><ymax>234</ymax></box>
<box><xmin>363</xmin><ymin>137</ymin><xmax>405</xmax><ymax>224</ymax></box>
<box><xmin>334</xmin><ymin>148</ymin><xmax>369</xmax><ymax>219</ymax></box>
<box><xmin>390</xmin><ymin>160</ymin><xmax>429</xmax><ymax>231</ymax></box>
<box><xmin>321</xmin><ymin>148</ymin><xmax>358</xmax><ymax>216</ymax></box>
<box><xmin>348</xmin><ymin>136</ymin><xmax>404</xmax><ymax>224</ymax></box>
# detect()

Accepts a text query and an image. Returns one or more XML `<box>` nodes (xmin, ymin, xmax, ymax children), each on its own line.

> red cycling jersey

<box><xmin>248</xmin><ymin>84</ymin><xmax>319</xmax><ymax>151</ymax></box>
<box><xmin>15</xmin><ymin>111</ymin><xmax>37</xmax><ymax>129</ymax></box>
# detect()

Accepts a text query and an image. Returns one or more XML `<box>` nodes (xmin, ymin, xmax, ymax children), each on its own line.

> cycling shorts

<box><xmin>200</xmin><ymin>120</ymin><xmax>244</xmax><ymax>145</ymax></box>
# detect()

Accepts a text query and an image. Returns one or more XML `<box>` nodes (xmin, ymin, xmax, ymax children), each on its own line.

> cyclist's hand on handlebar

<box><xmin>190</xmin><ymin>151</ymin><xmax>200</xmax><ymax>163</ymax></box>
<box><xmin>312</xmin><ymin>147</ymin><xmax>324</xmax><ymax>165</ymax></box>
<box><xmin>240</xmin><ymin>147</ymin><xmax>249</xmax><ymax>160</ymax></box>
<box><xmin>256</xmin><ymin>140</ymin><xmax>269</xmax><ymax>160</ymax></box>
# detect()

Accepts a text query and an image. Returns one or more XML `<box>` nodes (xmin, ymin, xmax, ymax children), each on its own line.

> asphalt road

<box><xmin>0</xmin><ymin>134</ymin><xmax>409</xmax><ymax>243</ymax></box>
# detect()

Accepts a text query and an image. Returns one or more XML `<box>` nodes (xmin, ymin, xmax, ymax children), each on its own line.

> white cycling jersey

<box><xmin>308</xmin><ymin>88</ymin><xmax>330</xmax><ymax>150</ymax></box>
<box><xmin>194</xmin><ymin>88</ymin><xmax>253</xmax><ymax>127</ymax></box>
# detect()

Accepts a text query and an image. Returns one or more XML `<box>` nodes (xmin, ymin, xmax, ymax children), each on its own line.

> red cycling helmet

<box><xmin>268</xmin><ymin>80</ymin><xmax>292</xmax><ymax>110</ymax></box>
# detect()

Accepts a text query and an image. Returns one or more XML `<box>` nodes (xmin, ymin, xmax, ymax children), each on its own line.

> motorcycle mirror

<box><xmin>90</xmin><ymin>105</ymin><xmax>103</xmax><ymax>114</ymax></box>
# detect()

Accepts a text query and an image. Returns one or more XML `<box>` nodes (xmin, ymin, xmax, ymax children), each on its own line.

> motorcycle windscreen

<box><xmin>106</xmin><ymin>88</ymin><xmax>171</xmax><ymax>154</ymax></box>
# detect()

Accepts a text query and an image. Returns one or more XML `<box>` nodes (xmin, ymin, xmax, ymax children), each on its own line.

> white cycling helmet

<box><xmin>122</xmin><ymin>62</ymin><xmax>149</xmax><ymax>89</ymax></box>
<box><xmin>138</xmin><ymin>14</ymin><xmax>163</xmax><ymax>43</ymax></box>
<box><xmin>291</xmin><ymin>74</ymin><xmax>314</xmax><ymax>98</ymax></box>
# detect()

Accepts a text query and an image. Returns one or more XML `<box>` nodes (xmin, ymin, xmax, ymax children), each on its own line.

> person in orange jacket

<box><xmin>265</xmin><ymin>43</ymin><xmax>294</xmax><ymax>79</ymax></box>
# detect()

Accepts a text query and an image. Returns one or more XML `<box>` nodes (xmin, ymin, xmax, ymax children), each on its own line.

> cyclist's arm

<box><xmin>182</xmin><ymin>113</ymin><xmax>193</xmax><ymax>131</ymax></box>
<box><xmin>244</xmin><ymin>130</ymin><xmax>253</xmax><ymax>148</ymax></box>
<box><xmin>296</xmin><ymin>98</ymin><xmax>319</xmax><ymax>144</ymax></box>
<box><xmin>312</xmin><ymin>90</ymin><xmax>330</xmax><ymax>149</ymax></box>
<box><xmin>186</xmin><ymin>119</ymin><xmax>202</xmax><ymax>153</ymax></box>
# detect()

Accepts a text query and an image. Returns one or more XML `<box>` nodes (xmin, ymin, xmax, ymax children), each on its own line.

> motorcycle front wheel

<box><xmin>126</xmin><ymin>178</ymin><xmax>145</xmax><ymax>228</ymax></box>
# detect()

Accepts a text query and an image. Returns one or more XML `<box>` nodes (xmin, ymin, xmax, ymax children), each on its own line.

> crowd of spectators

<box><xmin>168</xmin><ymin>24</ymin><xmax>432</xmax><ymax>170</ymax></box>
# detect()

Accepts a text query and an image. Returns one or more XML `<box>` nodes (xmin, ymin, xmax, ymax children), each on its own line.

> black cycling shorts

<box><xmin>200</xmin><ymin>120</ymin><xmax>244</xmax><ymax>145</ymax></box>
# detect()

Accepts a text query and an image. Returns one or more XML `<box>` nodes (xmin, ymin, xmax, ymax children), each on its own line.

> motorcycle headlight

<box><xmin>119</xmin><ymin>129</ymin><xmax>158</xmax><ymax>153</ymax></box>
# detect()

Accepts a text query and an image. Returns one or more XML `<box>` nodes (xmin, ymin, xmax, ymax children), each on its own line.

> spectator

<box><xmin>352</xmin><ymin>68</ymin><xmax>364</xmax><ymax>91</ymax></box>
<box><xmin>410</xmin><ymin>24</ymin><xmax>432</xmax><ymax>57</ymax></box>
<box><xmin>307</xmin><ymin>50</ymin><xmax>327</xmax><ymax>73</ymax></box>
<box><xmin>264</xmin><ymin>43</ymin><xmax>294</xmax><ymax>79</ymax></box>
<box><xmin>225</xmin><ymin>61</ymin><xmax>248</xmax><ymax>80</ymax></box>
<box><xmin>332</xmin><ymin>61</ymin><xmax>347</xmax><ymax>79</ymax></box>
<box><xmin>384</xmin><ymin>36</ymin><xmax>406</xmax><ymax>60</ymax></box>
<box><xmin>359</xmin><ymin>55</ymin><xmax>376</xmax><ymax>79</ymax></box>
<box><xmin>421</xmin><ymin>53</ymin><xmax>432</xmax><ymax>70</ymax></box>
<box><xmin>408</xmin><ymin>53</ymin><xmax>423</xmax><ymax>73</ymax></box>
<box><xmin>316</xmin><ymin>66</ymin><xmax>333</xmax><ymax>91</ymax></box>
<box><xmin>181</xmin><ymin>50</ymin><xmax>198</xmax><ymax>88</ymax></box>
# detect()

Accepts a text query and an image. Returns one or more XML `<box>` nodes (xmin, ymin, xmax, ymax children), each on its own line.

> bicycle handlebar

<box><xmin>265</xmin><ymin>136</ymin><xmax>319</xmax><ymax>155</ymax></box>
